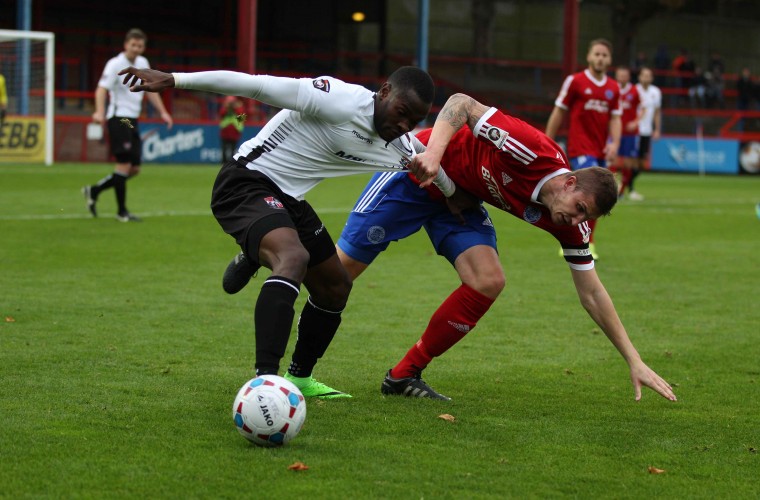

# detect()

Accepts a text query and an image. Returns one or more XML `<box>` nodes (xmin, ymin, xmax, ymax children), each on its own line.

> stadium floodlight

<box><xmin>0</xmin><ymin>29</ymin><xmax>55</xmax><ymax>165</ymax></box>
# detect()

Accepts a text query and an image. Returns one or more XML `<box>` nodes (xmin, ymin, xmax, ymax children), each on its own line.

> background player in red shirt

<box><xmin>337</xmin><ymin>93</ymin><xmax>677</xmax><ymax>403</ymax></box>
<box><xmin>614</xmin><ymin>66</ymin><xmax>644</xmax><ymax>199</ymax></box>
<box><xmin>545</xmin><ymin>38</ymin><xmax>622</xmax><ymax>258</ymax></box>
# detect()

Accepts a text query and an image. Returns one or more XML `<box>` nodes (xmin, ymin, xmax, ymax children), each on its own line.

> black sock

<box><xmin>113</xmin><ymin>172</ymin><xmax>128</xmax><ymax>214</ymax></box>
<box><xmin>288</xmin><ymin>297</ymin><xmax>343</xmax><ymax>378</ymax></box>
<box><xmin>254</xmin><ymin>275</ymin><xmax>300</xmax><ymax>376</ymax></box>
<box><xmin>92</xmin><ymin>173</ymin><xmax>116</xmax><ymax>198</ymax></box>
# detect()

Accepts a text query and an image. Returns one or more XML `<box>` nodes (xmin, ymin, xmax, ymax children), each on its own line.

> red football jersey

<box><xmin>415</xmin><ymin>108</ymin><xmax>594</xmax><ymax>270</ymax></box>
<box><xmin>618</xmin><ymin>82</ymin><xmax>641</xmax><ymax>137</ymax></box>
<box><xmin>554</xmin><ymin>69</ymin><xmax>622</xmax><ymax>158</ymax></box>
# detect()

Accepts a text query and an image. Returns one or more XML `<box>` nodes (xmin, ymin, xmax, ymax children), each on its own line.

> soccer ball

<box><xmin>232</xmin><ymin>375</ymin><xmax>306</xmax><ymax>447</ymax></box>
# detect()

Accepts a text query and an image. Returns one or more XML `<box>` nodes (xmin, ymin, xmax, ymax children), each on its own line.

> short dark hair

<box><xmin>387</xmin><ymin>66</ymin><xmax>435</xmax><ymax>104</ymax></box>
<box><xmin>573</xmin><ymin>167</ymin><xmax>618</xmax><ymax>217</ymax></box>
<box><xmin>125</xmin><ymin>28</ymin><xmax>147</xmax><ymax>43</ymax></box>
<box><xmin>588</xmin><ymin>38</ymin><xmax>613</xmax><ymax>54</ymax></box>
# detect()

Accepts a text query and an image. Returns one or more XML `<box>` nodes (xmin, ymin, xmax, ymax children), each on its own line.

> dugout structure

<box><xmin>0</xmin><ymin>29</ymin><xmax>55</xmax><ymax>165</ymax></box>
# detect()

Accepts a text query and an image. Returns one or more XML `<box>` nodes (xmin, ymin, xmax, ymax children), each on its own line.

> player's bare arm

<box><xmin>92</xmin><ymin>87</ymin><xmax>107</xmax><ymax>123</ymax></box>
<box><xmin>409</xmin><ymin>93</ymin><xmax>488</xmax><ymax>187</ymax></box>
<box><xmin>604</xmin><ymin>115</ymin><xmax>622</xmax><ymax>162</ymax></box>
<box><xmin>653</xmin><ymin>107</ymin><xmax>662</xmax><ymax>139</ymax></box>
<box><xmin>545</xmin><ymin>106</ymin><xmax>565</xmax><ymax>139</ymax></box>
<box><xmin>146</xmin><ymin>92</ymin><xmax>173</xmax><ymax>129</ymax></box>
<box><xmin>119</xmin><ymin>67</ymin><xmax>176</xmax><ymax>93</ymax></box>
<box><xmin>570</xmin><ymin>267</ymin><xmax>677</xmax><ymax>402</ymax></box>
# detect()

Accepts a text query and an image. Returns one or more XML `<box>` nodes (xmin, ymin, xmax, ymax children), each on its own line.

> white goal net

<box><xmin>0</xmin><ymin>29</ymin><xmax>54</xmax><ymax>165</ymax></box>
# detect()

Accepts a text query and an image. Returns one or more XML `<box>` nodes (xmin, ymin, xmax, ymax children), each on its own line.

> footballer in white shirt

<box><xmin>118</xmin><ymin>64</ymin><xmax>465</xmax><ymax>399</ymax></box>
<box><xmin>631</xmin><ymin>67</ymin><xmax>662</xmax><ymax>200</ymax></box>
<box><xmin>82</xmin><ymin>29</ymin><xmax>173</xmax><ymax>222</ymax></box>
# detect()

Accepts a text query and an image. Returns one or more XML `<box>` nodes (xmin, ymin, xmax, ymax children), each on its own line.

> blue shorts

<box><xmin>337</xmin><ymin>172</ymin><xmax>497</xmax><ymax>265</ymax></box>
<box><xmin>617</xmin><ymin>136</ymin><xmax>639</xmax><ymax>158</ymax></box>
<box><xmin>570</xmin><ymin>156</ymin><xmax>606</xmax><ymax>170</ymax></box>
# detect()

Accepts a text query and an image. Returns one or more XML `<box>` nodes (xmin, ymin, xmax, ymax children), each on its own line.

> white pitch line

<box><xmin>1</xmin><ymin>199</ymin><xmax>756</xmax><ymax>222</ymax></box>
<box><xmin>0</xmin><ymin>207</ymin><xmax>354</xmax><ymax>221</ymax></box>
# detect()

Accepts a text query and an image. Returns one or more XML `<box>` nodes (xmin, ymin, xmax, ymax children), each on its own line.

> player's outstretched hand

<box><xmin>118</xmin><ymin>67</ymin><xmax>175</xmax><ymax>93</ymax></box>
<box><xmin>629</xmin><ymin>359</ymin><xmax>677</xmax><ymax>402</ymax></box>
<box><xmin>408</xmin><ymin>152</ymin><xmax>440</xmax><ymax>188</ymax></box>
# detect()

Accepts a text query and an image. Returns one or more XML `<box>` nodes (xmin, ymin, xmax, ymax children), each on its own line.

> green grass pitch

<box><xmin>1</xmin><ymin>163</ymin><xmax>758</xmax><ymax>498</ymax></box>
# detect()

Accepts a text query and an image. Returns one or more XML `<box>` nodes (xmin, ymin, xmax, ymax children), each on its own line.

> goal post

<box><xmin>0</xmin><ymin>29</ymin><xmax>55</xmax><ymax>165</ymax></box>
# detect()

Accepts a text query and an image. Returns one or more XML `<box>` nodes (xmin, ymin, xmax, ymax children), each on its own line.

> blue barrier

<box><xmin>651</xmin><ymin>137</ymin><xmax>739</xmax><ymax>174</ymax></box>
<box><xmin>139</xmin><ymin>123</ymin><xmax>260</xmax><ymax>164</ymax></box>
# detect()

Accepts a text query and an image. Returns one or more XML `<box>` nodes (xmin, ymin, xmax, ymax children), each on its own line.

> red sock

<box><xmin>391</xmin><ymin>284</ymin><xmax>495</xmax><ymax>378</ymax></box>
<box><xmin>620</xmin><ymin>169</ymin><xmax>633</xmax><ymax>194</ymax></box>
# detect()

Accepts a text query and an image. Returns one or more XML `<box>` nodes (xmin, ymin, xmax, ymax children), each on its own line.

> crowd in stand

<box><xmin>641</xmin><ymin>45</ymin><xmax>759</xmax><ymax>110</ymax></box>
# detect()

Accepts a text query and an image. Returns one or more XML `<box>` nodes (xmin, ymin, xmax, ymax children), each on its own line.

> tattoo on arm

<box><xmin>437</xmin><ymin>93</ymin><xmax>480</xmax><ymax>130</ymax></box>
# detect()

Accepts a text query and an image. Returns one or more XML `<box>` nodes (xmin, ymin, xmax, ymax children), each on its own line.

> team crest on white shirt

<box><xmin>312</xmin><ymin>79</ymin><xmax>331</xmax><ymax>92</ymax></box>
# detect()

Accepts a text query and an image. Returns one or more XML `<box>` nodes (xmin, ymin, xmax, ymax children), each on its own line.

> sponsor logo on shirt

<box><xmin>334</xmin><ymin>150</ymin><xmax>366</xmax><ymax>162</ymax></box>
<box><xmin>264</xmin><ymin>196</ymin><xmax>284</xmax><ymax>209</ymax></box>
<box><xmin>312</xmin><ymin>79</ymin><xmax>330</xmax><ymax>92</ymax></box>
<box><xmin>523</xmin><ymin>205</ymin><xmax>542</xmax><ymax>224</ymax></box>
<box><xmin>481</xmin><ymin>166</ymin><xmax>511</xmax><ymax>211</ymax></box>
<box><xmin>351</xmin><ymin>130</ymin><xmax>373</xmax><ymax>144</ymax></box>
<box><xmin>314</xmin><ymin>224</ymin><xmax>325</xmax><ymax>236</ymax></box>
<box><xmin>583</xmin><ymin>99</ymin><xmax>609</xmax><ymax>113</ymax></box>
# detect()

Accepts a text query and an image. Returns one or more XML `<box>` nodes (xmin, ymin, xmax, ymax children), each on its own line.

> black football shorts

<box><xmin>211</xmin><ymin>160</ymin><xmax>335</xmax><ymax>267</ymax></box>
<box><xmin>107</xmin><ymin>116</ymin><xmax>141</xmax><ymax>165</ymax></box>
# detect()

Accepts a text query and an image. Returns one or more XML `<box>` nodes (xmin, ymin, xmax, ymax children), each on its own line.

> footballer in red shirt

<box><xmin>546</xmin><ymin>38</ymin><xmax>623</xmax><ymax>255</ymax></box>
<box><xmin>615</xmin><ymin>66</ymin><xmax>644</xmax><ymax>197</ymax></box>
<box><xmin>337</xmin><ymin>93</ymin><xmax>677</xmax><ymax>404</ymax></box>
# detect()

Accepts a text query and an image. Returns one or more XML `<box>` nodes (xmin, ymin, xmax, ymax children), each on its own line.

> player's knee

<box><xmin>469</xmin><ymin>272</ymin><xmax>505</xmax><ymax>299</ymax></box>
<box><xmin>331</xmin><ymin>273</ymin><xmax>352</xmax><ymax>308</ymax></box>
<box><xmin>271</xmin><ymin>247</ymin><xmax>310</xmax><ymax>281</ymax></box>
<box><xmin>313</xmin><ymin>268</ymin><xmax>352</xmax><ymax>311</ymax></box>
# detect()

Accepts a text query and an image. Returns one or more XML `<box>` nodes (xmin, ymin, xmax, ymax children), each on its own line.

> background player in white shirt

<box><xmin>82</xmin><ymin>29</ymin><xmax>173</xmax><ymax>222</ymax></box>
<box><xmin>633</xmin><ymin>67</ymin><xmax>663</xmax><ymax>200</ymax></box>
<box><xmin>117</xmin><ymin>64</ymin><xmax>464</xmax><ymax>398</ymax></box>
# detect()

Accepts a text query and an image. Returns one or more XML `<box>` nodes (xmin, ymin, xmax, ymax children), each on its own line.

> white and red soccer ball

<box><xmin>232</xmin><ymin>375</ymin><xmax>306</xmax><ymax>447</ymax></box>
